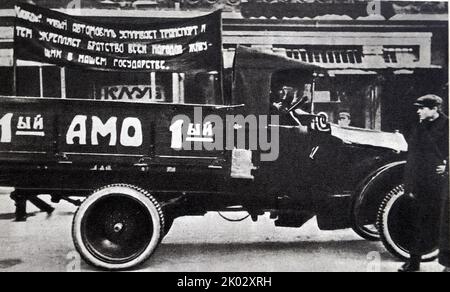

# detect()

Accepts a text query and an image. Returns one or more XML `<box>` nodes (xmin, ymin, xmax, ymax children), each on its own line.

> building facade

<box><xmin>0</xmin><ymin>0</ymin><xmax>448</xmax><ymax>134</ymax></box>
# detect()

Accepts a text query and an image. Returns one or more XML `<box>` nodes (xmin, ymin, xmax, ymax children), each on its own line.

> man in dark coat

<box><xmin>439</xmin><ymin>176</ymin><xmax>449</xmax><ymax>272</ymax></box>
<box><xmin>400</xmin><ymin>94</ymin><xmax>449</xmax><ymax>272</ymax></box>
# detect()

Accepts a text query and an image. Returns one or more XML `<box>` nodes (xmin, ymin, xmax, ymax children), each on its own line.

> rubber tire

<box><xmin>377</xmin><ymin>184</ymin><xmax>439</xmax><ymax>262</ymax></box>
<box><xmin>72</xmin><ymin>184</ymin><xmax>165</xmax><ymax>270</ymax></box>
<box><xmin>351</xmin><ymin>192</ymin><xmax>381</xmax><ymax>241</ymax></box>
<box><xmin>351</xmin><ymin>172</ymin><xmax>405</xmax><ymax>242</ymax></box>
<box><xmin>351</xmin><ymin>222</ymin><xmax>380</xmax><ymax>242</ymax></box>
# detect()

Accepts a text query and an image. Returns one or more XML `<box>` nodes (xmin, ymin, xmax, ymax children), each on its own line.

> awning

<box><xmin>234</xmin><ymin>46</ymin><xmax>321</xmax><ymax>71</ymax></box>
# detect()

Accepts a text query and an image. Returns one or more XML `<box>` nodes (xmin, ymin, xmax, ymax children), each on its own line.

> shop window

<box><xmin>184</xmin><ymin>72</ymin><xmax>222</xmax><ymax>105</ymax></box>
<box><xmin>64</xmin><ymin>68</ymin><xmax>224</xmax><ymax>105</ymax></box>
<box><xmin>64</xmin><ymin>70</ymin><xmax>173</xmax><ymax>102</ymax></box>
<box><xmin>42</xmin><ymin>67</ymin><xmax>61</xmax><ymax>98</ymax></box>
<box><xmin>383</xmin><ymin>46</ymin><xmax>419</xmax><ymax>64</ymax></box>
<box><xmin>14</xmin><ymin>65</ymin><xmax>62</xmax><ymax>98</ymax></box>
<box><xmin>12</xmin><ymin>64</ymin><xmax>224</xmax><ymax>104</ymax></box>
<box><xmin>0</xmin><ymin>67</ymin><xmax>13</xmax><ymax>96</ymax></box>
<box><xmin>17</xmin><ymin>67</ymin><xmax>39</xmax><ymax>97</ymax></box>
<box><xmin>66</xmin><ymin>68</ymin><xmax>96</xmax><ymax>99</ymax></box>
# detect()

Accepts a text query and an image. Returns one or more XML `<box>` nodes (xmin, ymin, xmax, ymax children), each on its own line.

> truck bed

<box><xmin>0</xmin><ymin>96</ymin><xmax>234</xmax><ymax>191</ymax></box>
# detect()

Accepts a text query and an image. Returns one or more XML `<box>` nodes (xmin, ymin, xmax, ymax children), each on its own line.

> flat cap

<box><xmin>339</xmin><ymin>112</ymin><xmax>351</xmax><ymax>118</ymax></box>
<box><xmin>413</xmin><ymin>94</ymin><xmax>443</xmax><ymax>108</ymax></box>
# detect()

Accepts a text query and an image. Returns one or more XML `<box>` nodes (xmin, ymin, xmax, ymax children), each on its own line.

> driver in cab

<box><xmin>271</xmin><ymin>85</ymin><xmax>312</xmax><ymax>126</ymax></box>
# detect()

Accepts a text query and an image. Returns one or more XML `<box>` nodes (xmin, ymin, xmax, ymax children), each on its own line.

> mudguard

<box><xmin>351</xmin><ymin>160</ymin><xmax>406</xmax><ymax>241</ymax></box>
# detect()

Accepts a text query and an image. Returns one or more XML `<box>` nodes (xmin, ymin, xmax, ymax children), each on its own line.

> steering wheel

<box><xmin>287</xmin><ymin>95</ymin><xmax>309</xmax><ymax>112</ymax></box>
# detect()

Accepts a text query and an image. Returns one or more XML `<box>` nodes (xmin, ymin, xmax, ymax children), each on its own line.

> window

<box><xmin>270</xmin><ymin>69</ymin><xmax>313</xmax><ymax>125</ymax></box>
<box><xmin>281</xmin><ymin>45</ymin><xmax>363</xmax><ymax>64</ymax></box>
<box><xmin>65</xmin><ymin>69</ymin><xmax>224</xmax><ymax>104</ymax></box>
<box><xmin>42</xmin><ymin>67</ymin><xmax>61</xmax><ymax>98</ymax></box>
<box><xmin>17</xmin><ymin>67</ymin><xmax>40</xmax><ymax>97</ymax></box>
<box><xmin>184</xmin><ymin>71</ymin><xmax>222</xmax><ymax>105</ymax></box>
<box><xmin>0</xmin><ymin>67</ymin><xmax>13</xmax><ymax>96</ymax></box>
<box><xmin>66</xmin><ymin>68</ymin><xmax>94</xmax><ymax>100</ymax></box>
<box><xmin>67</xmin><ymin>70</ymin><xmax>174</xmax><ymax>102</ymax></box>
<box><xmin>383</xmin><ymin>46</ymin><xmax>419</xmax><ymax>64</ymax></box>
<box><xmin>12</xmin><ymin>64</ymin><xmax>224</xmax><ymax>105</ymax></box>
<box><xmin>15</xmin><ymin>65</ymin><xmax>62</xmax><ymax>98</ymax></box>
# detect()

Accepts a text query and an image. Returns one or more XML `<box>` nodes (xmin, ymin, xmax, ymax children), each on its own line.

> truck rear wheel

<box><xmin>377</xmin><ymin>184</ymin><xmax>439</xmax><ymax>262</ymax></box>
<box><xmin>72</xmin><ymin>184</ymin><xmax>164</xmax><ymax>270</ymax></box>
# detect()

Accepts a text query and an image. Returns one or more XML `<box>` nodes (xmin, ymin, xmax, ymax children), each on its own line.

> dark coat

<box><xmin>403</xmin><ymin>113</ymin><xmax>449</xmax><ymax>256</ymax></box>
<box><xmin>439</xmin><ymin>178</ymin><xmax>449</xmax><ymax>267</ymax></box>
<box><xmin>404</xmin><ymin>114</ymin><xmax>448</xmax><ymax>196</ymax></box>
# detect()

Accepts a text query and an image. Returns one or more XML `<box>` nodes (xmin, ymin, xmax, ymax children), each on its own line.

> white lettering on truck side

<box><xmin>91</xmin><ymin>116</ymin><xmax>117</xmax><ymax>146</ymax></box>
<box><xmin>66</xmin><ymin>115</ymin><xmax>142</xmax><ymax>147</ymax></box>
<box><xmin>66</xmin><ymin>115</ymin><xmax>88</xmax><ymax>145</ymax></box>
<box><xmin>0</xmin><ymin>113</ymin><xmax>13</xmax><ymax>143</ymax></box>
<box><xmin>170</xmin><ymin>119</ymin><xmax>184</xmax><ymax>150</ymax></box>
<box><xmin>120</xmin><ymin>118</ymin><xmax>143</xmax><ymax>147</ymax></box>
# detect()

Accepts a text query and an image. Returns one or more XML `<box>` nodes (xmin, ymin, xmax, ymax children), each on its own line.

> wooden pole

<box><xmin>60</xmin><ymin>67</ymin><xmax>66</xmax><ymax>99</ymax></box>
<box><xmin>12</xmin><ymin>17</ymin><xmax>18</xmax><ymax>96</ymax></box>
<box><xmin>311</xmin><ymin>73</ymin><xmax>316</xmax><ymax>114</ymax></box>
<box><xmin>172</xmin><ymin>73</ymin><xmax>180</xmax><ymax>103</ymax></box>
<box><xmin>219</xmin><ymin>10</ymin><xmax>225</xmax><ymax>105</ymax></box>
<box><xmin>12</xmin><ymin>49</ymin><xmax>17</xmax><ymax>96</ymax></box>
<box><xmin>150</xmin><ymin>72</ymin><xmax>156</xmax><ymax>102</ymax></box>
<box><xmin>39</xmin><ymin>65</ymin><xmax>44</xmax><ymax>98</ymax></box>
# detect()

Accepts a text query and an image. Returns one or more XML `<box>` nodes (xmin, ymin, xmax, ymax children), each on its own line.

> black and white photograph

<box><xmin>0</xmin><ymin>0</ymin><xmax>448</xmax><ymax>275</ymax></box>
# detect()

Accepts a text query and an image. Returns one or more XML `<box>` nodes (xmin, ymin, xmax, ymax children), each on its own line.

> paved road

<box><xmin>0</xmin><ymin>193</ymin><xmax>444</xmax><ymax>272</ymax></box>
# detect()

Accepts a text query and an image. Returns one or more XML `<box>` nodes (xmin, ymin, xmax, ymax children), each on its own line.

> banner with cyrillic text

<box><xmin>14</xmin><ymin>3</ymin><xmax>222</xmax><ymax>72</ymax></box>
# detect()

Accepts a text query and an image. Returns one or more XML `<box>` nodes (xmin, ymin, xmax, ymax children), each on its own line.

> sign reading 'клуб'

<box><xmin>14</xmin><ymin>3</ymin><xmax>222</xmax><ymax>72</ymax></box>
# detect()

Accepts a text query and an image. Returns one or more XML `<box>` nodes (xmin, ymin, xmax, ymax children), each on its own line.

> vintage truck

<box><xmin>0</xmin><ymin>46</ymin><xmax>435</xmax><ymax>270</ymax></box>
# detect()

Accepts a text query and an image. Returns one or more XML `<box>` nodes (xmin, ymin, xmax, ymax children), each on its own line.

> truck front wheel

<box><xmin>377</xmin><ymin>184</ymin><xmax>439</xmax><ymax>262</ymax></box>
<box><xmin>72</xmin><ymin>184</ymin><xmax>164</xmax><ymax>270</ymax></box>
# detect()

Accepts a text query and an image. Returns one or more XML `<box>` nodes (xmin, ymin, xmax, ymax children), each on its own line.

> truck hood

<box><xmin>330</xmin><ymin>124</ymin><xmax>408</xmax><ymax>152</ymax></box>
